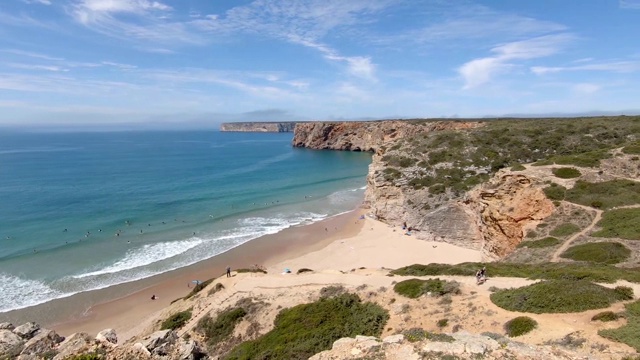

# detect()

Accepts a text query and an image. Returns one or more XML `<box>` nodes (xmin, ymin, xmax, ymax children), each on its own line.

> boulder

<box><xmin>0</xmin><ymin>329</ymin><xmax>24</xmax><ymax>358</ymax></box>
<box><xmin>0</xmin><ymin>323</ymin><xmax>14</xmax><ymax>331</ymax></box>
<box><xmin>20</xmin><ymin>329</ymin><xmax>64</xmax><ymax>356</ymax></box>
<box><xmin>141</xmin><ymin>329</ymin><xmax>177</xmax><ymax>352</ymax></box>
<box><xmin>383</xmin><ymin>334</ymin><xmax>404</xmax><ymax>344</ymax></box>
<box><xmin>96</xmin><ymin>328</ymin><xmax>117</xmax><ymax>345</ymax></box>
<box><xmin>176</xmin><ymin>339</ymin><xmax>203</xmax><ymax>360</ymax></box>
<box><xmin>53</xmin><ymin>332</ymin><xmax>95</xmax><ymax>360</ymax></box>
<box><xmin>13</xmin><ymin>322</ymin><xmax>40</xmax><ymax>339</ymax></box>
<box><xmin>422</xmin><ymin>341</ymin><xmax>465</xmax><ymax>355</ymax></box>
<box><xmin>132</xmin><ymin>342</ymin><xmax>151</xmax><ymax>357</ymax></box>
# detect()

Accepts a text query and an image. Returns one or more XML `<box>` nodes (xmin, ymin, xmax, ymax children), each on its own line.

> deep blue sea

<box><xmin>0</xmin><ymin>130</ymin><xmax>371</xmax><ymax>313</ymax></box>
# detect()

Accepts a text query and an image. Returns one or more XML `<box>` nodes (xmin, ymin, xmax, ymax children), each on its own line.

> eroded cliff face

<box><xmin>465</xmin><ymin>173</ymin><xmax>555</xmax><ymax>259</ymax></box>
<box><xmin>292</xmin><ymin>120</ymin><xmax>480</xmax><ymax>152</ymax></box>
<box><xmin>293</xmin><ymin>120</ymin><xmax>556</xmax><ymax>259</ymax></box>
<box><xmin>220</xmin><ymin>122</ymin><xmax>299</xmax><ymax>132</ymax></box>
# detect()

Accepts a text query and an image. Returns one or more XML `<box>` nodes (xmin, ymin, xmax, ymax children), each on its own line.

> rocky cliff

<box><xmin>220</xmin><ymin>122</ymin><xmax>299</xmax><ymax>132</ymax></box>
<box><xmin>292</xmin><ymin>117</ymin><xmax>640</xmax><ymax>259</ymax></box>
<box><xmin>292</xmin><ymin>120</ymin><xmax>480</xmax><ymax>152</ymax></box>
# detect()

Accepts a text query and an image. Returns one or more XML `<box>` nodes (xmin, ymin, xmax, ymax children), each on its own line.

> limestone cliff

<box><xmin>292</xmin><ymin>120</ymin><xmax>480</xmax><ymax>152</ymax></box>
<box><xmin>292</xmin><ymin>117</ymin><xmax>639</xmax><ymax>259</ymax></box>
<box><xmin>220</xmin><ymin>122</ymin><xmax>299</xmax><ymax>132</ymax></box>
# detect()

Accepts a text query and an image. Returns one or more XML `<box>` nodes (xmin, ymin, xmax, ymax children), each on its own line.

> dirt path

<box><xmin>551</xmin><ymin>202</ymin><xmax>602</xmax><ymax>262</ymax></box>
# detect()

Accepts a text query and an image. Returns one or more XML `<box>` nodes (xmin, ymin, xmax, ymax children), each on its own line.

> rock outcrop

<box><xmin>310</xmin><ymin>332</ymin><xmax>601</xmax><ymax>360</ymax></box>
<box><xmin>292</xmin><ymin>120</ymin><xmax>481</xmax><ymax>152</ymax></box>
<box><xmin>220</xmin><ymin>122</ymin><xmax>299</xmax><ymax>132</ymax></box>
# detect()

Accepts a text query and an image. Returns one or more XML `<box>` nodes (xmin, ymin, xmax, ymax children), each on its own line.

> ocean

<box><xmin>0</xmin><ymin>130</ymin><xmax>372</xmax><ymax>313</ymax></box>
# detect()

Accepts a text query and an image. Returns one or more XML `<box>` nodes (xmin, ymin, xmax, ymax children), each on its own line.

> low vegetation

<box><xmin>591</xmin><ymin>311</ymin><xmax>621</xmax><ymax>322</ymax></box>
<box><xmin>65</xmin><ymin>354</ymin><xmax>102</xmax><ymax>360</ymax></box>
<box><xmin>402</xmin><ymin>328</ymin><xmax>455</xmax><ymax>343</ymax></box>
<box><xmin>622</xmin><ymin>143</ymin><xmax>640</xmax><ymax>155</ymax></box>
<box><xmin>490</xmin><ymin>280</ymin><xmax>632</xmax><ymax>313</ymax></box>
<box><xmin>225</xmin><ymin>293</ymin><xmax>388</xmax><ymax>360</ymax></box>
<box><xmin>393</xmin><ymin>278</ymin><xmax>461</xmax><ymax>299</ymax></box>
<box><xmin>560</xmin><ymin>242</ymin><xmax>631</xmax><ymax>264</ymax></box>
<box><xmin>160</xmin><ymin>308</ymin><xmax>192</xmax><ymax>330</ymax></box>
<box><xmin>297</xmin><ymin>268</ymin><xmax>313</xmax><ymax>274</ymax></box>
<box><xmin>184</xmin><ymin>278</ymin><xmax>214</xmax><ymax>300</ymax></box>
<box><xmin>517</xmin><ymin>237</ymin><xmax>560</xmax><ymax>249</ymax></box>
<box><xmin>552</xmin><ymin>167</ymin><xmax>581</xmax><ymax>179</ymax></box>
<box><xmin>549</xmin><ymin>223</ymin><xmax>581</xmax><ymax>237</ymax></box>
<box><xmin>599</xmin><ymin>300</ymin><xmax>640</xmax><ymax>351</ymax></box>
<box><xmin>565</xmin><ymin>180</ymin><xmax>640</xmax><ymax>209</ymax></box>
<box><xmin>197</xmin><ymin>307</ymin><xmax>247</xmax><ymax>348</ymax></box>
<box><xmin>504</xmin><ymin>316</ymin><xmax>537</xmax><ymax>337</ymax></box>
<box><xmin>391</xmin><ymin>262</ymin><xmax>640</xmax><ymax>283</ymax></box>
<box><xmin>207</xmin><ymin>283</ymin><xmax>225</xmax><ymax>296</ymax></box>
<box><xmin>592</xmin><ymin>208</ymin><xmax>640</xmax><ymax>240</ymax></box>
<box><xmin>236</xmin><ymin>267</ymin><xmax>267</xmax><ymax>274</ymax></box>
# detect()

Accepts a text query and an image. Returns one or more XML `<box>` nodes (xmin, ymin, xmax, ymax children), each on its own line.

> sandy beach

<box><xmin>3</xmin><ymin>206</ymin><xmax>483</xmax><ymax>340</ymax></box>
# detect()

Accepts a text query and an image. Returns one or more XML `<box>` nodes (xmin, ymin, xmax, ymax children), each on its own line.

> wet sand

<box><xmin>2</xmin><ymin>208</ymin><xmax>365</xmax><ymax>337</ymax></box>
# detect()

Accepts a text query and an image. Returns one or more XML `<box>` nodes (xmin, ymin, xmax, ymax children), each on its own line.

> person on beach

<box><xmin>151</xmin><ymin>294</ymin><xmax>157</xmax><ymax>300</ymax></box>
<box><xmin>226</xmin><ymin>266</ymin><xmax>231</xmax><ymax>277</ymax></box>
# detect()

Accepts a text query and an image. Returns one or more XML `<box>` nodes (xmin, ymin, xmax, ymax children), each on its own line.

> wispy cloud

<box><xmin>22</xmin><ymin>0</ymin><xmax>52</xmax><ymax>5</ymax></box>
<box><xmin>70</xmin><ymin>0</ymin><xmax>205</xmax><ymax>45</ymax></box>
<box><xmin>5</xmin><ymin>63</ymin><xmax>68</xmax><ymax>72</ymax></box>
<box><xmin>2</xmin><ymin>49</ymin><xmax>64</xmax><ymax>61</ymax></box>
<box><xmin>573</xmin><ymin>83</ymin><xmax>600</xmax><ymax>94</ymax></box>
<box><xmin>531</xmin><ymin>60</ymin><xmax>640</xmax><ymax>74</ymax></box>
<box><xmin>459</xmin><ymin>34</ymin><xmax>573</xmax><ymax>88</ymax></box>
<box><xmin>620</xmin><ymin>0</ymin><xmax>640</xmax><ymax>9</ymax></box>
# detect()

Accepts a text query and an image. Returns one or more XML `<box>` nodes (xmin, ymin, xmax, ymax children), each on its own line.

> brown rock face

<box><xmin>466</xmin><ymin>173</ymin><xmax>555</xmax><ymax>258</ymax></box>
<box><xmin>292</xmin><ymin>120</ymin><xmax>481</xmax><ymax>152</ymax></box>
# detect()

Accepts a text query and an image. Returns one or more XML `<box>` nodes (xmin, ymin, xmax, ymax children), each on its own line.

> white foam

<box><xmin>73</xmin><ymin>239</ymin><xmax>203</xmax><ymax>279</ymax></box>
<box><xmin>0</xmin><ymin>273</ymin><xmax>67</xmax><ymax>313</ymax></box>
<box><xmin>0</xmin><ymin>147</ymin><xmax>80</xmax><ymax>155</ymax></box>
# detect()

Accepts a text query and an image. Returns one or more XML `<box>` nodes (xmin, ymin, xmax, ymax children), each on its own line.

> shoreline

<box><xmin>2</xmin><ymin>207</ymin><xmax>366</xmax><ymax>338</ymax></box>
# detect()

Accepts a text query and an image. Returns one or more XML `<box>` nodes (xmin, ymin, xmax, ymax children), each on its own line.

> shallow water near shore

<box><xmin>0</xmin><ymin>130</ymin><xmax>371</xmax><ymax>313</ymax></box>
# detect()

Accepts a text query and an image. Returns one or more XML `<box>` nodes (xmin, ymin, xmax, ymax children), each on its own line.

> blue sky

<box><xmin>1</xmin><ymin>0</ymin><xmax>639</xmax><ymax>128</ymax></box>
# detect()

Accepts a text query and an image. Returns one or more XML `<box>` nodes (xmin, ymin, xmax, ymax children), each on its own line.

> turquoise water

<box><xmin>0</xmin><ymin>131</ymin><xmax>371</xmax><ymax>312</ymax></box>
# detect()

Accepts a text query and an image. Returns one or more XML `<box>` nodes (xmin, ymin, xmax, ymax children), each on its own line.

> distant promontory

<box><xmin>220</xmin><ymin>122</ymin><xmax>301</xmax><ymax>132</ymax></box>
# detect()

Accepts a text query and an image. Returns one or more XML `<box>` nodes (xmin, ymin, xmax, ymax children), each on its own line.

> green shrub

<box><xmin>391</xmin><ymin>262</ymin><xmax>640</xmax><ymax>283</ymax></box>
<box><xmin>543</xmin><ymin>184</ymin><xmax>566</xmax><ymax>201</ymax></box>
<box><xmin>560</xmin><ymin>242</ymin><xmax>631</xmax><ymax>264</ymax></box>
<box><xmin>225</xmin><ymin>294</ymin><xmax>389</xmax><ymax>360</ymax></box>
<box><xmin>403</xmin><ymin>328</ymin><xmax>426</xmax><ymax>342</ymax></box>
<box><xmin>297</xmin><ymin>268</ymin><xmax>313</xmax><ymax>274</ymax></box>
<box><xmin>319</xmin><ymin>285</ymin><xmax>346</xmax><ymax>298</ymax></box>
<box><xmin>394</xmin><ymin>279</ymin><xmax>424</xmax><ymax>298</ymax></box>
<box><xmin>490</xmin><ymin>280</ymin><xmax>631</xmax><ymax>313</ymax></box>
<box><xmin>425</xmin><ymin>332</ymin><xmax>455</xmax><ymax>342</ymax></box>
<box><xmin>599</xmin><ymin>299</ymin><xmax>640</xmax><ymax>351</ymax></box>
<box><xmin>160</xmin><ymin>309</ymin><xmax>192</xmax><ymax>330</ymax></box>
<box><xmin>622</xmin><ymin>143</ymin><xmax>640</xmax><ymax>155</ymax></box>
<box><xmin>552</xmin><ymin>167</ymin><xmax>582</xmax><ymax>179</ymax></box>
<box><xmin>549</xmin><ymin>223</ymin><xmax>580</xmax><ymax>237</ymax></box>
<box><xmin>437</xmin><ymin>319</ymin><xmax>449</xmax><ymax>328</ymax></box>
<box><xmin>208</xmin><ymin>283</ymin><xmax>225</xmax><ymax>296</ymax></box>
<box><xmin>518</xmin><ymin>237</ymin><xmax>560</xmax><ymax>249</ymax></box>
<box><xmin>615</xmin><ymin>286</ymin><xmax>635</xmax><ymax>300</ymax></box>
<box><xmin>236</xmin><ymin>267</ymin><xmax>267</xmax><ymax>274</ymax></box>
<box><xmin>511</xmin><ymin>163</ymin><xmax>526</xmax><ymax>171</ymax></box>
<box><xmin>565</xmin><ymin>180</ymin><xmax>640</xmax><ymax>209</ymax></box>
<box><xmin>393</xmin><ymin>278</ymin><xmax>460</xmax><ymax>299</ymax></box>
<box><xmin>592</xmin><ymin>311</ymin><xmax>620</xmax><ymax>322</ymax></box>
<box><xmin>592</xmin><ymin>208</ymin><xmax>640</xmax><ymax>240</ymax></box>
<box><xmin>64</xmin><ymin>354</ymin><xmax>103</xmax><ymax>360</ymax></box>
<box><xmin>197</xmin><ymin>307</ymin><xmax>247</xmax><ymax>347</ymax></box>
<box><xmin>184</xmin><ymin>278</ymin><xmax>214</xmax><ymax>300</ymax></box>
<box><xmin>504</xmin><ymin>316</ymin><xmax>537</xmax><ymax>337</ymax></box>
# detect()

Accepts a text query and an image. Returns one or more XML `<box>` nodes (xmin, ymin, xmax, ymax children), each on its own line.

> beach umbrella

<box><xmin>191</xmin><ymin>280</ymin><xmax>201</xmax><ymax>285</ymax></box>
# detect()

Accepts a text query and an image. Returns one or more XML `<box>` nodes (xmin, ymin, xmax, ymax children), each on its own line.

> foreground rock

<box><xmin>310</xmin><ymin>332</ymin><xmax>606</xmax><ymax>360</ymax></box>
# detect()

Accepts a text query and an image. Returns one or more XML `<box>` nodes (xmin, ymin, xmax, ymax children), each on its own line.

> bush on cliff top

<box><xmin>490</xmin><ymin>280</ymin><xmax>631</xmax><ymax>313</ymax></box>
<box><xmin>160</xmin><ymin>308</ymin><xmax>192</xmax><ymax>330</ymax></box>
<box><xmin>391</xmin><ymin>262</ymin><xmax>640</xmax><ymax>283</ymax></box>
<box><xmin>592</xmin><ymin>208</ymin><xmax>640</xmax><ymax>240</ymax></box>
<box><xmin>549</xmin><ymin>223</ymin><xmax>581</xmax><ymax>237</ymax></box>
<box><xmin>552</xmin><ymin>167</ymin><xmax>582</xmax><ymax>179</ymax></box>
<box><xmin>565</xmin><ymin>180</ymin><xmax>640</xmax><ymax>210</ymax></box>
<box><xmin>599</xmin><ymin>299</ymin><xmax>640</xmax><ymax>351</ymax></box>
<box><xmin>504</xmin><ymin>316</ymin><xmax>537</xmax><ymax>337</ymax></box>
<box><xmin>225</xmin><ymin>293</ymin><xmax>388</xmax><ymax>360</ymax></box>
<box><xmin>560</xmin><ymin>242</ymin><xmax>631</xmax><ymax>264</ymax></box>
<box><xmin>393</xmin><ymin>278</ymin><xmax>461</xmax><ymax>298</ymax></box>
<box><xmin>517</xmin><ymin>237</ymin><xmax>560</xmax><ymax>249</ymax></box>
<box><xmin>197</xmin><ymin>307</ymin><xmax>247</xmax><ymax>348</ymax></box>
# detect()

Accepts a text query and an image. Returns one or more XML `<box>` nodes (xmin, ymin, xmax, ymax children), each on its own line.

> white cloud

<box><xmin>75</xmin><ymin>0</ymin><xmax>171</xmax><ymax>17</ymax></box>
<box><xmin>531</xmin><ymin>60</ymin><xmax>640</xmax><ymax>75</ymax></box>
<box><xmin>573</xmin><ymin>83</ymin><xmax>600</xmax><ymax>94</ymax></box>
<box><xmin>459</xmin><ymin>34</ymin><xmax>573</xmax><ymax>89</ymax></box>
<box><xmin>22</xmin><ymin>0</ymin><xmax>52</xmax><ymax>5</ymax></box>
<box><xmin>620</xmin><ymin>0</ymin><xmax>640</xmax><ymax>9</ymax></box>
<box><xmin>6</xmin><ymin>63</ymin><xmax>68</xmax><ymax>72</ymax></box>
